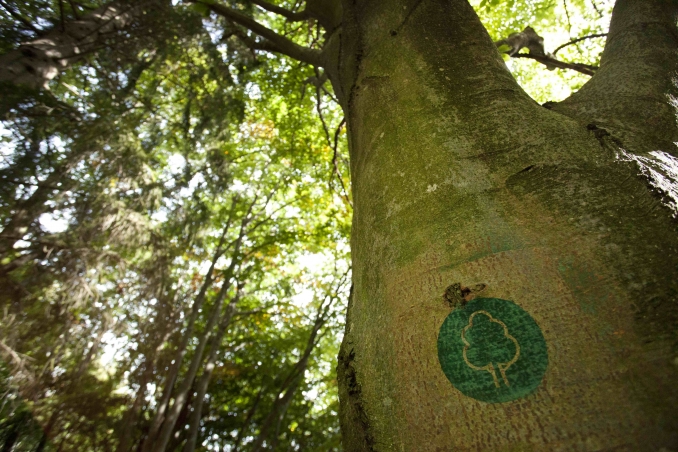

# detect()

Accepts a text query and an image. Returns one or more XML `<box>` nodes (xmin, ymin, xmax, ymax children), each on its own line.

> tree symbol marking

<box><xmin>461</xmin><ymin>310</ymin><xmax>521</xmax><ymax>388</ymax></box>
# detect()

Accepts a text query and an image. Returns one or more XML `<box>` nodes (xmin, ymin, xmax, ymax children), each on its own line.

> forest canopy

<box><xmin>0</xmin><ymin>0</ymin><xmax>615</xmax><ymax>450</ymax></box>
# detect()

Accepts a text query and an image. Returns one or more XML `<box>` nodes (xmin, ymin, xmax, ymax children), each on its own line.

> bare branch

<box><xmin>553</xmin><ymin>33</ymin><xmax>607</xmax><ymax>56</ymax></box>
<box><xmin>512</xmin><ymin>53</ymin><xmax>597</xmax><ymax>76</ymax></box>
<box><xmin>196</xmin><ymin>0</ymin><xmax>323</xmax><ymax>66</ymax></box>
<box><xmin>495</xmin><ymin>26</ymin><xmax>598</xmax><ymax>76</ymax></box>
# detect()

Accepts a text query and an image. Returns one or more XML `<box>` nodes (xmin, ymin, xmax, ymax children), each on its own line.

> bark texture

<box><xmin>331</xmin><ymin>0</ymin><xmax>678</xmax><ymax>450</ymax></box>
<box><xmin>553</xmin><ymin>0</ymin><xmax>678</xmax><ymax>155</ymax></box>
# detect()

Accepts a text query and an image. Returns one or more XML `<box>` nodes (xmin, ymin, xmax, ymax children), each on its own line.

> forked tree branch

<box><xmin>194</xmin><ymin>0</ymin><xmax>323</xmax><ymax>66</ymax></box>
<box><xmin>553</xmin><ymin>0</ymin><xmax>678</xmax><ymax>155</ymax></box>
<box><xmin>496</xmin><ymin>26</ymin><xmax>598</xmax><ymax>76</ymax></box>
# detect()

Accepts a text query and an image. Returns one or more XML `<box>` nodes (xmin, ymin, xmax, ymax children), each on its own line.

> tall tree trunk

<box><xmin>151</xmin><ymin>275</ymin><xmax>235</xmax><ymax>452</ymax></box>
<box><xmin>233</xmin><ymin>387</ymin><xmax>264</xmax><ymax>452</ymax></box>
<box><xmin>251</xmin><ymin>305</ymin><xmax>327</xmax><ymax>452</ymax></box>
<box><xmin>115</xmin><ymin>373</ymin><xmax>149</xmax><ymax>452</ymax></box>
<box><xmin>116</xmin><ymin>306</ymin><xmax>174</xmax><ymax>452</ymax></box>
<box><xmin>181</xmin><ymin>294</ymin><xmax>240</xmax><ymax>452</ymax></box>
<box><xmin>251</xmin><ymin>372</ymin><xmax>304</xmax><ymax>452</ymax></box>
<box><xmin>35</xmin><ymin>410</ymin><xmax>58</xmax><ymax>452</ymax></box>
<box><xmin>141</xmin><ymin>207</ymin><xmax>241</xmax><ymax>451</ymax></box>
<box><xmin>330</xmin><ymin>0</ymin><xmax>678</xmax><ymax>450</ymax></box>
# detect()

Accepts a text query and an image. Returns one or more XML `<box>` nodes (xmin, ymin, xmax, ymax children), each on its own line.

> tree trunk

<box><xmin>141</xmin><ymin>210</ymin><xmax>240</xmax><ymax>451</ymax></box>
<box><xmin>182</xmin><ymin>295</ymin><xmax>239</xmax><ymax>452</ymax></box>
<box><xmin>251</xmin><ymin>304</ymin><xmax>327</xmax><ymax>452</ymax></box>
<box><xmin>331</xmin><ymin>0</ymin><xmax>678</xmax><ymax>450</ymax></box>
<box><xmin>151</xmin><ymin>276</ymin><xmax>235</xmax><ymax>452</ymax></box>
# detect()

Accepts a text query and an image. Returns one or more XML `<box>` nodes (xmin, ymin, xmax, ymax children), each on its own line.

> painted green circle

<box><xmin>437</xmin><ymin>297</ymin><xmax>548</xmax><ymax>403</ymax></box>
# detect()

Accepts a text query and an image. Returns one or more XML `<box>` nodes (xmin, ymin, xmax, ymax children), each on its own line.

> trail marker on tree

<box><xmin>437</xmin><ymin>298</ymin><xmax>548</xmax><ymax>403</ymax></box>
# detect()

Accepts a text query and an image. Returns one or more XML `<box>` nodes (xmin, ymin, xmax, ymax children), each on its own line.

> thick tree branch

<box><xmin>196</xmin><ymin>0</ymin><xmax>323</xmax><ymax>66</ymax></box>
<box><xmin>495</xmin><ymin>26</ymin><xmax>598</xmax><ymax>76</ymax></box>
<box><xmin>511</xmin><ymin>53</ymin><xmax>597</xmax><ymax>76</ymax></box>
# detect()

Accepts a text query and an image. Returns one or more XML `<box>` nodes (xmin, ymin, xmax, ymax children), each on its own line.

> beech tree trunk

<box><xmin>328</xmin><ymin>0</ymin><xmax>678</xmax><ymax>450</ymax></box>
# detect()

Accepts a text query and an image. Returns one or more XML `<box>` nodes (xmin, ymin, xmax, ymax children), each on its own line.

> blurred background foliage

<box><xmin>0</xmin><ymin>0</ymin><xmax>609</xmax><ymax>450</ymax></box>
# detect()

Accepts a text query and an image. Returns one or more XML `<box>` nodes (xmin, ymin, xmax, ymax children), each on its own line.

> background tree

<box><xmin>0</xmin><ymin>1</ymin><xmax>350</xmax><ymax>449</ymax></box>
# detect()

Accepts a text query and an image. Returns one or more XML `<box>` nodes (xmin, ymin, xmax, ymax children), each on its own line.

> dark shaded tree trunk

<box><xmin>151</xmin><ymin>274</ymin><xmax>237</xmax><ymax>452</ymax></box>
<box><xmin>140</xmin><ymin>204</ymin><xmax>242</xmax><ymax>451</ymax></box>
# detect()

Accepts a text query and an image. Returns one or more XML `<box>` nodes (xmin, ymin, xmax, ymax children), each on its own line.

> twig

<box><xmin>314</xmin><ymin>76</ymin><xmax>351</xmax><ymax>207</ymax></box>
<box><xmin>67</xmin><ymin>0</ymin><xmax>81</xmax><ymax>19</ymax></box>
<box><xmin>249</xmin><ymin>0</ymin><xmax>309</xmax><ymax>22</ymax></box>
<box><xmin>59</xmin><ymin>0</ymin><xmax>66</xmax><ymax>32</ymax></box>
<box><xmin>590</xmin><ymin>0</ymin><xmax>603</xmax><ymax>18</ymax></box>
<box><xmin>553</xmin><ymin>33</ymin><xmax>607</xmax><ymax>56</ymax></box>
<box><xmin>563</xmin><ymin>0</ymin><xmax>573</xmax><ymax>37</ymax></box>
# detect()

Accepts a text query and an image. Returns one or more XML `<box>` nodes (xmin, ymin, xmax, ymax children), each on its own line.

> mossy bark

<box><xmin>331</xmin><ymin>0</ymin><xmax>678</xmax><ymax>450</ymax></box>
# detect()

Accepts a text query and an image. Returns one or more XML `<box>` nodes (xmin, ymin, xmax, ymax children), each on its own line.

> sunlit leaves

<box><xmin>472</xmin><ymin>0</ymin><xmax>613</xmax><ymax>102</ymax></box>
<box><xmin>0</xmin><ymin>2</ymin><xmax>349</xmax><ymax>451</ymax></box>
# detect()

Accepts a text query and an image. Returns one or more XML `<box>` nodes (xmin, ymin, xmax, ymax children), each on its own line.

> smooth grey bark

<box><xmin>0</xmin><ymin>0</ymin><xmax>138</xmax><ymax>89</ymax></box>
<box><xmin>552</xmin><ymin>0</ymin><xmax>678</xmax><ymax>155</ymax></box>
